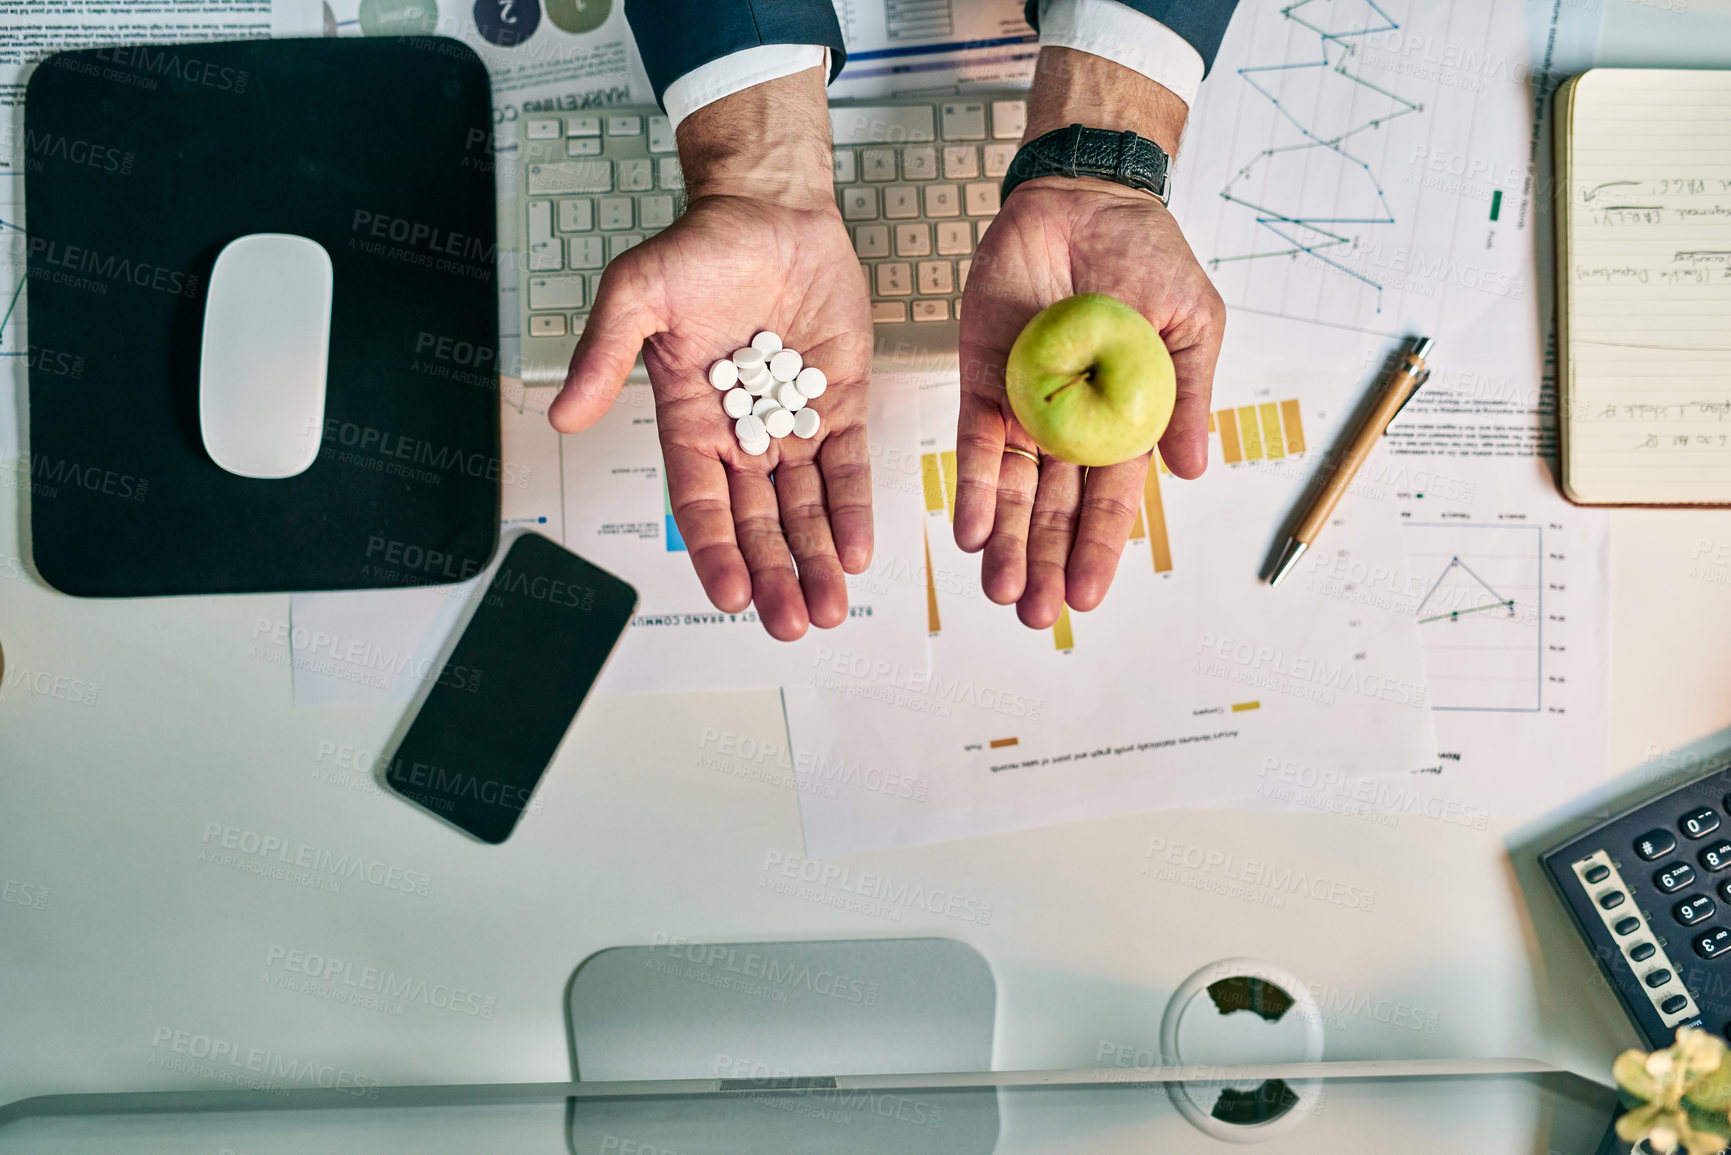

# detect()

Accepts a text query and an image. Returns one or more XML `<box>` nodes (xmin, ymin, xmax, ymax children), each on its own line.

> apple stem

<box><xmin>1044</xmin><ymin>371</ymin><xmax>1091</xmax><ymax>404</ymax></box>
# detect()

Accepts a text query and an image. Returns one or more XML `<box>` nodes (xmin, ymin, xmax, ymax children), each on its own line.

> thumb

<box><xmin>548</xmin><ymin>261</ymin><xmax>657</xmax><ymax>434</ymax></box>
<box><xmin>1156</xmin><ymin>294</ymin><xmax>1226</xmax><ymax>480</ymax></box>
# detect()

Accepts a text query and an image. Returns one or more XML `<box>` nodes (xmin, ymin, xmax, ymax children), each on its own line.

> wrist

<box><xmin>1023</xmin><ymin>46</ymin><xmax>1187</xmax><ymax>158</ymax></box>
<box><xmin>675</xmin><ymin>67</ymin><xmax>837</xmax><ymax>213</ymax></box>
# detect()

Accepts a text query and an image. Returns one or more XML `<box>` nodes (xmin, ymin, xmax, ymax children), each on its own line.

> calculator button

<box><xmin>1584</xmin><ymin>864</ymin><xmax>1610</xmax><ymax>884</ymax></box>
<box><xmin>1664</xmin><ymin>994</ymin><xmax>1691</xmax><ymax>1015</ymax></box>
<box><xmin>1637</xmin><ymin>829</ymin><xmax>1679</xmax><ymax>860</ymax></box>
<box><xmin>1659</xmin><ymin>863</ymin><xmax>1697</xmax><ymax>893</ymax></box>
<box><xmin>1646</xmin><ymin>968</ymin><xmax>1674</xmax><ymax>988</ymax></box>
<box><xmin>1703</xmin><ymin>840</ymin><xmax>1731</xmax><ymax>871</ymax></box>
<box><xmin>1697</xmin><ymin>927</ymin><xmax>1731</xmax><ymax>959</ymax></box>
<box><xmin>1679</xmin><ymin>895</ymin><xmax>1717</xmax><ymax>926</ymax></box>
<box><xmin>1631</xmin><ymin>941</ymin><xmax>1657</xmax><ymax>961</ymax></box>
<box><xmin>1599</xmin><ymin>890</ymin><xmax>1627</xmax><ymax>910</ymax></box>
<box><xmin>1682</xmin><ymin>807</ymin><xmax>1722</xmax><ymax>839</ymax></box>
<box><xmin>1615</xmin><ymin>916</ymin><xmax>1641</xmax><ymax>935</ymax></box>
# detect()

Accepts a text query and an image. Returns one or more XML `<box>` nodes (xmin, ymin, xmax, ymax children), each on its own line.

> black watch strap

<box><xmin>1000</xmin><ymin>123</ymin><xmax>1172</xmax><ymax>205</ymax></box>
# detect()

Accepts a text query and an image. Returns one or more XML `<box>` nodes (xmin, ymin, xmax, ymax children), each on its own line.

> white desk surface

<box><xmin>5</xmin><ymin>2</ymin><xmax>1731</xmax><ymax>1114</ymax></box>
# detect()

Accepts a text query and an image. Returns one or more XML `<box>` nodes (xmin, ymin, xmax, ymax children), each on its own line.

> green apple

<box><xmin>1005</xmin><ymin>293</ymin><xmax>1175</xmax><ymax>467</ymax></box>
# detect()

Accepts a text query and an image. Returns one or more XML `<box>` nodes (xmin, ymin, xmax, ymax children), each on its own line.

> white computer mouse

<box><xmin>199</xmin><ymin>233</ymin><xmax>333</xmax><ymax>479</ymax></box>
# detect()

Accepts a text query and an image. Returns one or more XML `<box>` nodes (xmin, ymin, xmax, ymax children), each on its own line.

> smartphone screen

<box><xmin>386</xmin><ymin>532</ymin><xmax>637</xmax><ymax>842</ymax></box>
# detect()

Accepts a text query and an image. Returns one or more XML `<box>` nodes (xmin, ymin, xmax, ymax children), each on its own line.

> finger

<box><xmin>952</xmin><ymin>369</ymin><xmax>1008</xmax><ymax>553</ymax></box>
<box><xmin>549</xmin><ymin>259</ymin><xmax>658</xmax><ymax>434</ymax></box>
<box><xmin>1064</xmin><ymin>458</ymin><xmax>1146</xmax><ymax>612</ymax></box>
<box><xmin>979</xmin><ymin>449</ymin><xmax>1039</xmax><ymax>606</ymax></box>
<box><xmin>663</xmin><ymin>443</ymin><xmax>751</xmax><ymax>614</ymax></box>
<box><xmin>818</xmin><ymin>416</ymin><xmax>873</xmax><ymax>575</ymax></box>
<box><xmin>1016</xmin><ymin>461</ymin><xmax>1083</xmax><ymax>630</ymax></box>
<box><xmin>1157</xmin><ymin>291</ymin><xmax>1227</xmax><ymax>479</ymax></box>
<box><xmin>728</xmin><ymin>467</ymin><xmax>809</xmax><ymax>642</ymax></box>
<box><xmin>774</xmin><ymin>457</ymin><xmax>850</xmax><ymax>630</ymax></box>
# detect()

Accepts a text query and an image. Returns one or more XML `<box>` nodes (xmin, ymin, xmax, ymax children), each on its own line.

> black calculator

<box><xmin>1543</xmin><ymin>761</ymin><xmax>1731</xmax><ymax>1048</ymax></box>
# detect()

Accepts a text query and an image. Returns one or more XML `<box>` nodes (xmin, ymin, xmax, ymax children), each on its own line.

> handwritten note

<box><xmin>1562</xmin><ymin>70</ymin><xmax>1731</xmax><ymax>503</ymax></box>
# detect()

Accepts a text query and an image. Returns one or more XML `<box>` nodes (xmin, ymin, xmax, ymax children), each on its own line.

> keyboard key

<box><xmin>607</xmin><ymin>115</ymin><xmax>642</xmax><ymax>137</ymax></box>
<box><xmin>830</xmin><ymin>105</ymin><xmax>935</xmax><ymax>146</ymax></box>
<box><xmin>1646</xmin><ymin>968</ymin><xmax>1674</xmax><ymax>988</ymax></box>
<box><xmin>862</xmin><ymin>149</ymin><xmax>897</xmax><ymax>181</ymax></box>
<box><xmin>618</xmin><ymin>158</ymin><xmax>653</xmax><ymax>192</ymax></box>
<box><xmin>977</xmin><ymin>219</ymin><xmax>993</xmax><ymax>244</ymax></box>
<box><xmin>833</xmin><ymin>148</ymin><xmax>856</xmax><ymax>183</ymax></box>
<box><xmin>566</xmin><ymin>137</ymin><xmax>602</xmax><ymax>157</ymax></box>
<box><xmin>1679</xmin><ymin>895</ymin><xmax>1717</xmax><ymax>925</ymax></box>
<box><xmin>658</xmin><ymin>157</ymin><xmax>683</xmax><ymax>190</ymax></box>
<box><xmin>1631</xmin><ymin>941</ymin><xmax>1657</xmax><ymax>961</ymax></box>
<box><xmin>853</xmin><ymin>224</ymin><xmax>890</xmax><ymax>258</ymax></box>
<box><xmin>529</xmin><ymin>276</ymin><xmax>586</xmax><ymax>310</ymax></box>
<box><xmin>958</xmin><ymin>257</ymin><xmax>971</xmax><ymax>289</ymax></box>
<box><xmin>528</xmin><ymin>160</ymin><xmax>612</xmax><ymax>195</ymax></box>
<box><xmin>991</xmin><ymin>99</ymin><xmax>1027</xmax><ymax>140</ymax></box>
<box><xmin>1700</xmin><ymin>927</ymin><xmax>1731</xmax><ymax>959</ymax></box>
<box><xmin>527</xmin><ymin>199</ymin><xmax>560</xmax><ymax>271</ymax></box>
<box><xmin>895</xmin><ymin>223</ymin><xmax>932</xmax><ymax>258</ymax></box>
<box><xmin>1659</xmin><ymin>863</ymin><xmax>1697</xmax><ymax>893</ymax></box>
<box><xmin>1684</xmin><ymin>807</ymin><xmax>1722</xmax><ymax>838</ymax></box>
<box><xmin>943</xmin><ymin>145</ymin><xmax>980</xmax><ymax>180</ymax></box>
<box><xmin>941</xmin><ymin>101</ymin><xmax>987</xmax><ymax>140</ymax></box>
<box><xmin>903</xmin><ymin>145</ymin><xmax>938</xmax><ymax>180</ymax></box>
<box><xmin>841</xmin><ymin>186</ymin><xmax>878</xmax><ymax>221</ymax></box>
<box><xmin>1584</xmin><ymin>864</ymin><xmax>1611</xmax><ymax>884</ymax></box>
<box><xmin>916</xmin><ymin>260</ymin><xmax>953</xmax><ymax>295</ymax></box>
<box><xmin>647</xmin><ymin>115</ymin><xmax>674</xmax><ymax>153</ymax></box>
<box><xmin>1599</xmin><ymin>890</ymin><xmax>1626</xmax><ymax>909</ymax></box>
<box><xmin>1615</xmin><ymin>916</ymin><xmax>1641</xmax><ymax>935</ymax></box>
<box><xmin>965</xmin><ymin>182</ymin><xmax>1001</xmax><ymax>216</ymax></box>
<box><xmin>525</xmin><ymin>116</ymin><xmax>561</xmax><ymax>140</ymax></box>
<box><xmin>638</xmin><ymin>195</ymin><xmax>676</xmax><ymax>230</ymax></box>
<box><xmin>1637</xmin><ymin>829</ymin><xmax>1679</xmax><ymax>860</ymax></box>
<box><xmin>924</xmin><ymin>183</ymin><xmax>961</xmax><ymax>217</ymax></box>
<box><xmin>936</xmin><ymin>221</ymin><xmax>973</xmax><ymax>255</ymax></box>
<box><xmin>984</xmin><ymin>142</ymin><xmax>1017</xmax><ymax>179</ymax></box>
<box><xmin>1704</xmin><ymin>840</ymin><xmax>1731</xmax><ymax>872</ymax></box>
<box><xmin>557</xmin><ymin>197</ymin><xmax>592</xmax><ymax>232</ymax></box>
<box><xmin>567</xmin><ymin>236</ymin><xmax>605</xmax><ymax>269</ymax></box>
<box><xmin>567</xmin><ymin>114</ymin><xmax>601</xmax><ymax>137</ymax></box>
<box><xmin>875</xmin><ymin>262</ymin><xmax>912</xmax><ymax>296</ymax></box>
<box><xmin>528</xmin><ymin>314</ymin><xmax>566</xmax><ymax>337</ymax></box>
<box><xmin>607</xmin><ymin>234</ymin><xmax>642</xmax><ymax>261</ymax></box>
<box><xmin>871</xmin><ymin>300</ymin><xmax>908</xmax><ymax>323</ymax></box>
<box><xmin>912</xmin><ymin>298</ymin><xmax>949</xmax><ymax>322</ymax></box>
<box><xmin>587</xmin><ymin>274</ymin><xmax>605</xmax><ymax>303</ymax></box>
<box><xmin>884</xmin><ymin>186</ymin><xmax>919</xmax><ymax>219</ymax></box>
<box><xmin>598</xmin><ymin>197</ymin><xmax>634</xmax><ymax>230</ymax></box>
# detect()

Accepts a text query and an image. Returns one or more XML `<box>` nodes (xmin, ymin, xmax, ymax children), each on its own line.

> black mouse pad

<box><xmin>24</xmin><ymin>37</ymin><xmax>499</xmax><ymax>596</ymax></box>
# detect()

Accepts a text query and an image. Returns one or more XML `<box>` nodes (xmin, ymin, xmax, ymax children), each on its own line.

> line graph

<box><xmin>1404</xmin><ymin>523</ymin><xmax>1541</xmax><ymax>712</ymax></box>
<box><xmin>1415</xmin><ymin>556</ymin><xmax>1514</xmax><ymax>624</ymax></box>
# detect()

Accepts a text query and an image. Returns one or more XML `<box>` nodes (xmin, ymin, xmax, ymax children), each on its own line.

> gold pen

<box><xmin>1269</xmin><ymin>336</ymin><xmax>1433</xmax><ymax>588</ymax></box>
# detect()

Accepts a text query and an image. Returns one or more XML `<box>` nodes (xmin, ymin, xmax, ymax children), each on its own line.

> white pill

<box><xmin>774</xmin><ymin>382</ymin><xmax>806</xmax><ymax>411</ymax></box>
<box><xmin>708</xmin><ymin>359</ymin><xmax>738</xmax><ymax>390</ymax></box>
<box><xmin>732</xmin><ymin>347</ymin><xmax>766</xmax><ymax>370</ymax></box>
<box><xmin>735</xmin><ymin>414</ymin><xmax>767</xmax><ymax>443</ymax></box>
<box><xmin>739</xmin><ymin>436</ymin><xmax>770</xmax><ymax>457</ymax></box>
<box><xmin>741</xmin><ymin>372</ymin><xmax>774</xmax><ymax>397</ymax></box>
<box><xmin>751</xmin><ymin>331</ymin><xmax>783</xmax><ymax>355</ymax></box>
<box><xmin>768</xmin><ymin>349</ymin><xmax>803</xmax><ymax>382</ymax></box>
<box><xmin>792</xmin><ymin>407</ymin><xmax>821</xmax><ymax>439</ymax></box>
<box><xmin>794</xmin><ymin>366</ymin><xmax>827</xmax><ymax>398</ymax></box>
<box><xmin>722</xmin><ymin>387</ymin><xmax>753</xmax><ymax>418</ymax></box>
<box><xmin>763</xmin><ymin>407</ymin><xmax>796</xmax><ymax>438</ymax></box>
<box><xmin>751</xmin><ymin>396</ymin><xmax>779</xmax><ymax>418</ymax></box>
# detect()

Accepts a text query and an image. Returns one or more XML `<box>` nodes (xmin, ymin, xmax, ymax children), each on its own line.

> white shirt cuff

<box><xmin>1037</xmin><ymin>0</ymin><xmax>1206</xmax><ymax>107</ymax></box>
<box><xmin>662</xmin><ymin>44</ymin><xmax>830</xmax><ymax>133</ymax></box>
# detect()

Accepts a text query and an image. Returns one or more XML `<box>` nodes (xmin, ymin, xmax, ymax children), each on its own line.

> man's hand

<box><xmin>549</xmin><ymin>69</ymin><xmax>874</xmax><ymax>642</ymax></box>
<box><xmin>954</xmin><ymin>47</ymin><xmax>1225</xmax><ymax>630</ymax></box>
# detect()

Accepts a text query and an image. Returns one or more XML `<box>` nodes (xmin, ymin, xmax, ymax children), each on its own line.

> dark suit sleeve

<box><xmin>1022</xmin><ymin>0</ymin><xmax>1239</xmax><ymax>73</ymax></box>
<box><xmin>624</xmin><ymin>0</ymin><xmax>848</xmax><ymax>108</ymax></box>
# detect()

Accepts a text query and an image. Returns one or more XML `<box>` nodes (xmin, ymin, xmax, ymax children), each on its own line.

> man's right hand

<box><xmin>549</xmin><ymin>68</ymin><xmax>875</xmax><ymax>643</ymax></box>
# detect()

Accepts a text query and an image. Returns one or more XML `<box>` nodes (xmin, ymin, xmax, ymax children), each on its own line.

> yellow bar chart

<box><xmin>1214</xmin><ymin>398</ymin><xmax>1306</xmax><ymax>464</ymax></box>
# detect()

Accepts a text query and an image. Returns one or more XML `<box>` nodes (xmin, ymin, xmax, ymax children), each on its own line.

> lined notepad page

<box><xmin>1562</xmin><ymin>69</ymin><xmax>1731</xmax><ymax>504</ymax></box>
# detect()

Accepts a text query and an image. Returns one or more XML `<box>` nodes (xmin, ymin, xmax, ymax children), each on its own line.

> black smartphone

<box><xmin>385</xmin><ymin>532</ymin><xmax>636</xmax><ymax>843</ymax></box>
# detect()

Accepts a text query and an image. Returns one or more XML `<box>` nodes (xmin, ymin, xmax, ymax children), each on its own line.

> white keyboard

<box><xmin>515</xmin><ymin>94</ymin><xmax>1028</xmax><ymax>385</ymax></box>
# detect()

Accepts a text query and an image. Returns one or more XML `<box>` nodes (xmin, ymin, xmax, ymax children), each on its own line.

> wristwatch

<box><xmin>1000</xmin><ymin>123</ymin><xmax>1172</xmax><ymax>205</ymax></box>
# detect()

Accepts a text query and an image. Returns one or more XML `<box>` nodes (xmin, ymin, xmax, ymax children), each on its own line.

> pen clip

<box><xmin>1385</xmin><ymin>365</ymin><xmax>1431</xmax><ymax>430</ymax></box>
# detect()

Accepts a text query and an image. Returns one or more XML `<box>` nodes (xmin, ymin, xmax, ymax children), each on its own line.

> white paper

<box><xmin>829</xmin><ymin>0</ymin><xmax>1038</xmax><ymax>98</ymax></box>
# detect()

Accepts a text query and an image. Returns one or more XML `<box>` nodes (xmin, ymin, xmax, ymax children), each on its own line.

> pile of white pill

<box><xmin>708</xmin><ymin>331</ymin><xmax>827</xmax><ymax>456</ymax></box>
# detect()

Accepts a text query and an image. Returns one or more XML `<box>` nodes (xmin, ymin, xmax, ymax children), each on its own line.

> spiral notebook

<box><xmin>1555</xmin><ymin>69</ymin><xmax>1731</xmax><ymax>506</ymax></box>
